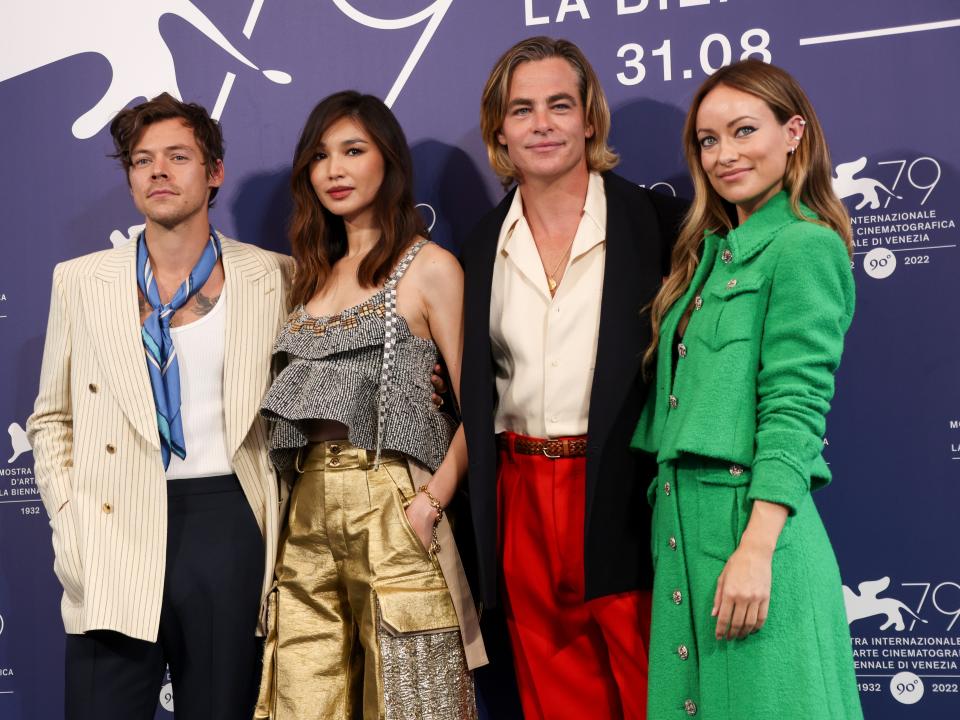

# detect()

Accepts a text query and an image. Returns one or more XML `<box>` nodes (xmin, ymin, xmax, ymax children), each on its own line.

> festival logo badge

<box><xmin>6</xmin><ymin>423</ymin><xmax>29</xmax><ymax>465</ymax></box>
<box><xmin>1</xmin><ymin>419</ymin><xmax>38</xmax><ymax>508</ymax></box>
<box><xmin>835</xmin><ymin>153</ymin><xmax>956</xmax><ymax>280</ymax></box>
<box><xmin>844</xmin><ymin>576</ymin><xmax>960</xmax><ymax>706</ymax></box>
<box><xmin>159</xmin><ymin>666</ymin><xmax>174</xmax><ymax>713</ymax></box>
<box><xmin>845</xmin><ymin>578</ymin><xmax>927</xmax><ymax>632</ymax></box>
<box><xmin>833</xmin><ymin>158</ymin><xmax>902</xmax><ymax>211</ymax></box>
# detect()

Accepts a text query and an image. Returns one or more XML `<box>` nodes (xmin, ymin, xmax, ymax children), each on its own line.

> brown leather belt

<box><xmin>498</xmin><ymin>433</ymin><xmax>589</xmax><ymax>459</ymax></box>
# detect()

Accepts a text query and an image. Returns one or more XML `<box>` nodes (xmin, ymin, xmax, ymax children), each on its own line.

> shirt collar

<box><xmin>709</xmin><ymin>191</ymin><xmax>816</xmax><ymax>264</ymax></box>
<box><xmin>497</xmin><ymin>172</ymin><xmax>607</xmax><ymax>257</ymax></box>
<box><xmin>580</xmin><ymin>172</ymin><xmax>607</xmax><ymax>239</ymax></box>
<box><xmin>496</xmin><ymin>186</ymin><xmax>526</xmax><ymax>256</ymax></box>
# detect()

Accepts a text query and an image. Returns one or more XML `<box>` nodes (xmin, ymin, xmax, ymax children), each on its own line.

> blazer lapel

<box><xmin>83</xmin><ymin>242</ymin><xmax>160</xmax><ymax>449</ymax></box>
<box><xmin>461</xmin><ymin>192</ymin><xmax>514</xmax><ymax>605</ymax></box>
<box><xmin>585</xmin><ymin>179</ymin><xmax>661</xmax><ymax>515</ymax></box>
<box><xmin>462</xmin><ymin>190</ymin><xmax>514</xmax><ymax>437</ymax></box>
<box><xmin>221</xmin><ymin>238</ymin><xmax>280</xmax><ymax>458</ymax></box>
<box><xmin>464</xmin><ymin>225</ymin><xmax>500</xmax><ymax>369</ymax></box>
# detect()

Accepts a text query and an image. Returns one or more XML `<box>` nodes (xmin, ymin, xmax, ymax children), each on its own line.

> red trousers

<box><xmin>498</xmin><ymin>432</ymin><xmax>651</xmax><ymax>720</ymax></box>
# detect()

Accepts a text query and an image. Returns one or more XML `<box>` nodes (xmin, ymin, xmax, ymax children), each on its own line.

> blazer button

<box><xmin>678</xmin><ymin>644</ymin><xmax>689</xmax><ymax>660</ymax></box>
<box><xmin>726</xmin><ymin>278</ymin><xmax>738</xmax><ymax>289</ymax></box>
<box><xmin>329</xmin><ymin>457</ymin><xmax>341</xmax><ymax>468</ymax></box>
<box><xmin>721</xmin><ymin>249</ymin><xmax>733</xmax><ymax>264</ymax></box>
<box><xmin>668</xmin><ymin>536</ymin><xmax>677</xmax><ymax>550</ymax></box>
<box><xmin>106</xmin><ymin>443</ymin><xmax>116</xmax><ymax>454</ymax></box>
<box><xmin>729</xmin><ymin>464</ymin><xmax>744</xmax><ymax>477</ymax></box>
<box><xmin>668</xmin><ymin>394</ymin><xmax>678</xmax><ymax>409</ymax></box>
<box><xmin>677</xmin><ymin>343</ymin><xmax>687</xmax><ymax>358</ymax></box>
<box><xmin>88</xmin><ymin>383</ymin><xmax>99</xmax><ymax>393</ymax></box>
<box><xmin>694</xmin><ymin>295</ymin><xmax>703</xmax><ymax>310</ymax></box>
<box><xmin>672</xmin><ymin>589</ymin><xmax>683</xmax><ymax>605</ymax></box>
<box><xmin>329</xmin><ymin>443</ymin><xmax>341</xmax><ymax>454</ymax></box>
<box><xmin>102</xmin><ymin>502</ymin><xmax>113</xmax><ymax>514</ymax></box>
<box><xmin>684</xmin><ymin>699</ymin><xmax>698</xmax><ymax>716</ymax></box>
<box><xmin>664</xmin><ymin>482</ymin><xmax>671</xmax><ymax>496</ymax></box>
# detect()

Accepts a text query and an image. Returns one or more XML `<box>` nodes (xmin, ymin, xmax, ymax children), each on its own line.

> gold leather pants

<box><xmin>255</xmin><ymin>441</ymin><xmax>476</xmax><ymax>720</ymax></box>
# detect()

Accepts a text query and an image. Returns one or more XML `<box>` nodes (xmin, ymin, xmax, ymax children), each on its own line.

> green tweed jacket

<box><xmin>632</xmin><ymin>191</ymin><xmax>855</xmax><ymax>513</ymax></box>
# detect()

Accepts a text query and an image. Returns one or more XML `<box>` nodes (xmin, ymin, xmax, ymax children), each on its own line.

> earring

<box><xmin>799</xmin><ymin>119</ymin><xmax>807</xmax><ymax>126</ymax></box>
<box><xmin>788</xmin><ymin>147</ymin><xmax>797</xmax><ymax>155</ymax></box>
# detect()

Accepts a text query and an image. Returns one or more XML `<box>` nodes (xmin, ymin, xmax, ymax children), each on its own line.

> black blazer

<box><xmin>460</xmin><ymin>171</ymin><xmax>688</xmax><ymax>607</ymax></box>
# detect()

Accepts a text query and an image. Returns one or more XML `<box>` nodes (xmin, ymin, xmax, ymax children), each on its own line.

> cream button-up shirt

<box><xmin>491</xmin><ymin>172</ymin><xmax>606</xmax><ymax>438</ymax></box>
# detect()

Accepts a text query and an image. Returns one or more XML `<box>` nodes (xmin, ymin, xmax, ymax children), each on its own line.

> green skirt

<box><xmin>648</xmin><ymin>456</ymin><xmax>863</xmax><ymax>719</ymax></box>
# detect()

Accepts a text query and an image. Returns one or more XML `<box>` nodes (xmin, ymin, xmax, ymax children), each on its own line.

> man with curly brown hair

<box><xmin>28</xmin><ymin>93</ymin><xmax>292</xmax><ymax>719</ymax></box>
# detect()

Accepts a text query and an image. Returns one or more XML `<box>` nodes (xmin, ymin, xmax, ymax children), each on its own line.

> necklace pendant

<box><xmin>547</xmin><ymin>277</ymin><xmax>557</xmax><ymax>293</ymax></box>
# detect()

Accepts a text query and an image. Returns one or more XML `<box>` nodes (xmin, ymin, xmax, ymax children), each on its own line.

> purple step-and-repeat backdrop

<box><xmin>1</xmin><ymin>1</ymin><xmax>957</xmax><ymax>717</ymax></box>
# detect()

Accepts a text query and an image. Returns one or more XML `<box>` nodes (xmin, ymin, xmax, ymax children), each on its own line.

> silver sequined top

<box><xmin>261</xmin><ymin>240</ymin><xmax>456</xmax><ymax>472</ymax></box>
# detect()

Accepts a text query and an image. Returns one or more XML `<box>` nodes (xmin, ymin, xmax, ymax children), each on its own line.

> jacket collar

<box><xmin>711</xmin><ymin>191</ymin><xmax>816</xmax><ymax>264</ymax></box>
<box><xmin>219</xmin><ymin>236</ymin><xmax>282</xmax><ymax>457</ymax></box>
<box><xmin>83</xmin><ymin>234</ymin><xmax>279</xmax><ymax>458</ymax></box>
<box><xmin>86</xmin><ymin>240</ymin><xmax>159</xmax><ymax>449</ymax></box>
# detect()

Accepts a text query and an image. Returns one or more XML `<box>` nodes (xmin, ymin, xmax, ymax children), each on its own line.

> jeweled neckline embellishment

<box><xmin>288</xmin><ymin>295</ymin><xmax>386</xmax><ymax>335</ymax></box>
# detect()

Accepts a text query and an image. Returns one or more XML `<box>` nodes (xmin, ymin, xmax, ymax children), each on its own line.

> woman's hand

<box><xmin>712</xmin><ymin>498</ymin><xmax>788</xmax><ymax>639</ymax></box>
<box><xmin>404</xmin><ymin>492</ymin><xmax>440</xmax><ymax>552</ymax></box>
<box><xmin>712</xmin><ymin>540</ymin><xmax>772</xmax><ymax>639</ymax></box>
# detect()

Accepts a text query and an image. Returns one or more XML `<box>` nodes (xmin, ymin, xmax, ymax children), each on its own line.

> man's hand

<box><xmin>430</xmin><ymin>363</ymin><xmax>448</xmax><ymax>408</ymax></box>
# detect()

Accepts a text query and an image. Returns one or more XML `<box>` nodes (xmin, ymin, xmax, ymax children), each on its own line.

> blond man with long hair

<box><xmin>460</xmin><ymin>37</ymin><xmax>686</xmax><ymax>719</ymax></box>
<box><xmin>632</xmin><ymin>59</ymin><xmax>863</xmax><ymax>718</ymax></box>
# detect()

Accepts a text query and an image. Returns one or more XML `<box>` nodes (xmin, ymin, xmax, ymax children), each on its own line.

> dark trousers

<box><xmin>65</xmin><ymin>474</ymin><xmax>265</xmax><ymax>720</ymax></box>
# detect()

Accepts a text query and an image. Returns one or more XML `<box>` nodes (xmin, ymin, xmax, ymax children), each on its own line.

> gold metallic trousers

<box><xmin>255</xmin><ymin>441</ymin><xmax>477</xmax><ymax>720</ymax></box>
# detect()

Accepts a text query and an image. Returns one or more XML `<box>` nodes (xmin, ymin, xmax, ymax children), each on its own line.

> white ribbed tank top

<box><xmin>166</xmin><ymin>287</ymin><xmax>233</xmax><ymax>480</ymax></box>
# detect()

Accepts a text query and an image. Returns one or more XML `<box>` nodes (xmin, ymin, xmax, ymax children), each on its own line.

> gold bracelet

<box><xmin>418</xmin><ymin>485</ymin><xmax>443</xmax><ymax>555</ymax></box>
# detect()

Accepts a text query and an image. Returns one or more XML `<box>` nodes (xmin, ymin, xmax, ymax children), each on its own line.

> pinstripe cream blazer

<box><xmin>27</xmin><ymin>236</ymin><xmax>293</xmax><ymax>642</ymax></box>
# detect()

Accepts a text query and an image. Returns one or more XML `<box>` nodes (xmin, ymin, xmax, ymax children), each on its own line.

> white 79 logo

<box><xmin>332</xmin><ymin>1</ymin><xmax>453</xmax><ymax>108</ymax></box>
<box><xmin>876</xmin><ymin>157</ymin><xmax>942</xmax><ymax>207</ymax></box>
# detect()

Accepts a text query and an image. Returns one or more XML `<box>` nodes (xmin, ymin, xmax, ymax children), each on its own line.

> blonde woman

<box><xmin>633</xmin><ymin>60</ymin><xmax>863</xmax><ymax>718</ymax></box>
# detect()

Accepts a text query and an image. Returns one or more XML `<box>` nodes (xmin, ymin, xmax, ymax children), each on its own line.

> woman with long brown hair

<box><xmin>254</xmin><ymin>91</ymin><xmax>485</xmax><ymax>720</ymax></box>
<box><xmin>632</xmin><ymin>60</ymin><xmax>863</xmax><ymax>718</ymax></box>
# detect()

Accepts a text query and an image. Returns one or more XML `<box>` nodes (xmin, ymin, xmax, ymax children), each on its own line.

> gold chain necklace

<box><xmin>543</xmin><ymin>238</ymin><xmax>576</xmax><ymax>296</ymax></box>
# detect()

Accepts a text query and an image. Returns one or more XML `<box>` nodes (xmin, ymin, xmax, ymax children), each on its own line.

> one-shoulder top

<box><xmin>261</xmin><ymin>239</ymin><xmax>457</xmax><ymax>472</ymax></box>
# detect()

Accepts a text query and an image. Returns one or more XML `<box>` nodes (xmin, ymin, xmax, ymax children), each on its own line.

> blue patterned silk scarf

<box><xmin>136</xmin><ymin>228</ymin><xmax>222</xmax><ymax>469</ymax></box>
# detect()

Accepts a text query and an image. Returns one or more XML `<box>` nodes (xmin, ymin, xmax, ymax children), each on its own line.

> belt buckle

<box><xmin>541</xmin><ymin>441</ymin><xmax>561</xmax><ymax>459</ymax></box>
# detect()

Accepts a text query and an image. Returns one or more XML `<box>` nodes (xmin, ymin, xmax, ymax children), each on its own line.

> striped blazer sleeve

<box><xmin>27</xmin><ymin>262</ymin><xmax>75</xmax><ymax>519</ymax></box>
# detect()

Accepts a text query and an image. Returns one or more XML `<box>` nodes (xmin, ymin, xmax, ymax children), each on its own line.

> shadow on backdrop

<box><xmin>411</xmin><ymin>139</ymin><xmax>495</xmax><ymax>255</ymax></box>
<box><xmin>610</xmin><ymin>98</ymin><xmax>691</xmax><ymax>201</ymax></box>
<box><xmin>230</xmin><ymin>168</ymin><xmax>293</xmax><ymax>256</ymax></box>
